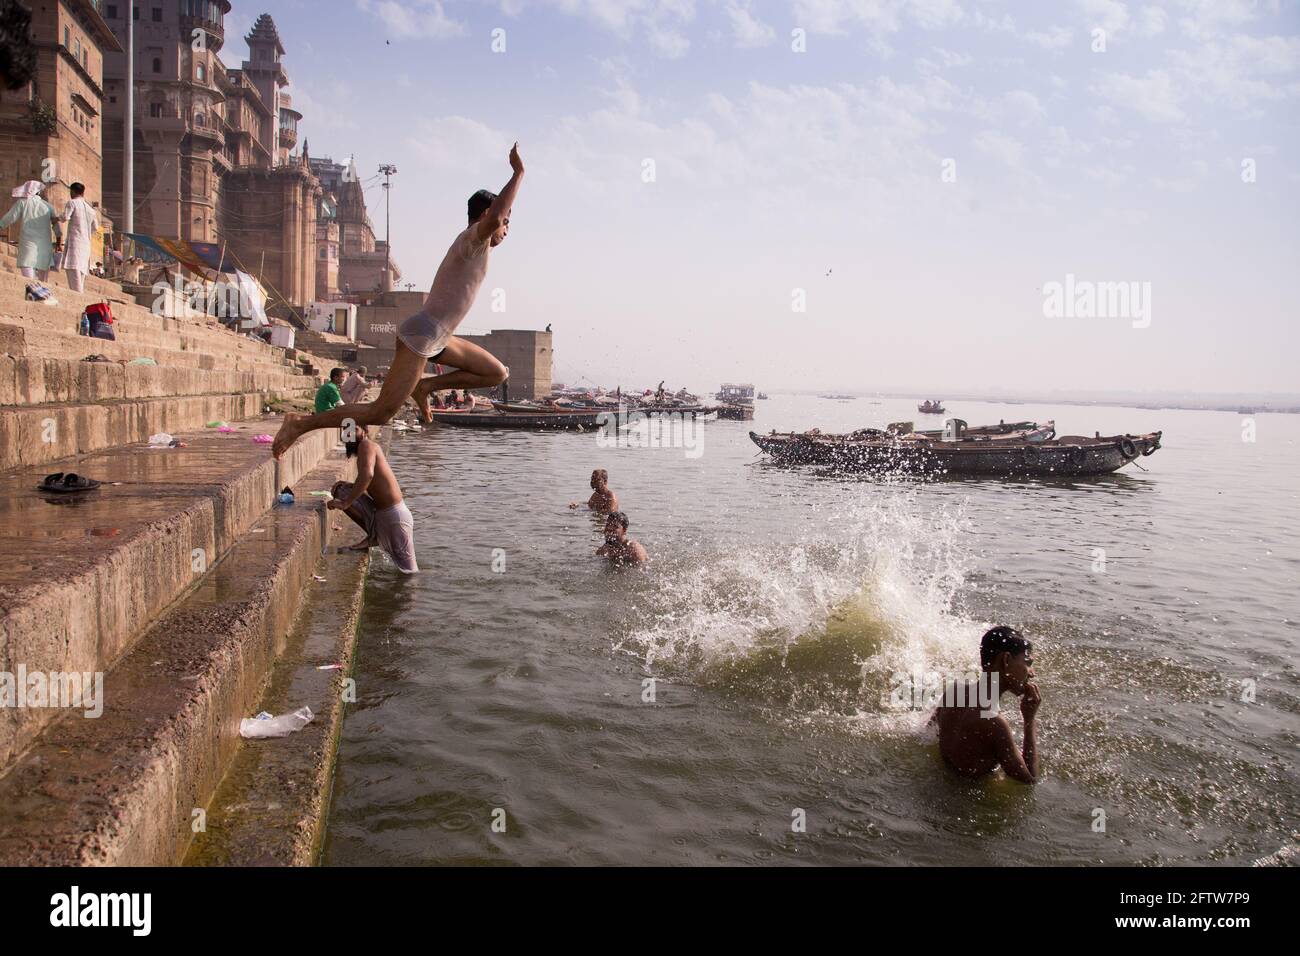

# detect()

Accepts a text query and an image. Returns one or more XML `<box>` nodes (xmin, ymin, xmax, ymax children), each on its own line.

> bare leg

<box><xmin>411</xmin><ymin>336</ymin><xmax>508</xmax><ymax>410</ymax></box>
<box><xmin>273</xmin><ymin>339</ymin><xmax>430</xmax><ymax>457</ymax></box>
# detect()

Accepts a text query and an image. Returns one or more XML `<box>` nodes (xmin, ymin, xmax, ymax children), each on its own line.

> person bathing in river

<box><xmin>931</xmin><ymin>626</ymin><xmax>1041</xmax><ymax>783</ymax></box>
<box><xmin>271</xmin><ymin>143</ymin><xmax>525</xmax><ymax>458</ymax></box>
<box><xmin>570</xmin><ymin>469</ymin><xmax>617</xmax><ymax>513</ymax></box>
<box><xmin>328</xmin><ymin>426</ymin><xmax>419</xmax><ymax>574</ymax></box>
<box><xmin>597</xmin><ymin>511</ymin><xmax>647</xmax><ymax>565</ymax></box>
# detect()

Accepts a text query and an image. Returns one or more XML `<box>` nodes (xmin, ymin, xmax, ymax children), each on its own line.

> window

<box><xmin>64</xmin><ymin>26</ymin><xmax>70</xmax><ymax>47</ymax></box>
<box><xmin>197</xmin><ymin>64</ymin><xmax>206</xmax><ymax>82</ymax></box>
<box><xmin>152</xmin><ymin>57</ymin><xmax>161</xmax><ymax>73</ymax></box>
<box><xmin>152</xmin><ymin>8</ymin><xmax>161</xmax><ymax>22</ymax></box>
<box><xmin>133</xmin><ymin>6</ymin><xmax>139</xmax><ymax>21</ymax></box>
<box><xmin>74</xmin><ymin>38</ymin><xmax>81</xmax><ymax>59</ymax></box>
<box><xmin>107</xmin><ymin>5</ymin><xmax>118</xmax><ymax>17</ymax></box>
<box><xmin>150</xmin><ymin>102</ymin><xmax>163</xmax><ymax>118</ymax></box>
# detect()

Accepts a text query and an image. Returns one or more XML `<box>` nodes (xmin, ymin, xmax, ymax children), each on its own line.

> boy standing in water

<box><xmin>597</xmin><ymin>512</ymin><xmax>648</xmax><ymax>564</ymax></box>
<box><xmin>329</xmin><ymin>426</ymin><xmax>418</xmax><ymax>574</ymax></box>
<box><xmin>272</xmin><ymin>143</ymin><xmax>524</xmax><ymax>458</ymax></box>
<box><xmin>570</xmin><ymin>469</ymin><xmax>618</xmax><ymax>513</ymax></box>
<box><xmin>932</xmin><ymin>626</ymin><xmax>1041</xmax><ymax>783</ymax></box>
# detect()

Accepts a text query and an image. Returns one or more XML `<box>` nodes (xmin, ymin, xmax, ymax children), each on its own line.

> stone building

<box><xmin>100</xmin><ymin>0</ymin><xmax>229</xmax><ymax>242</ymax></box>
<box><xmin>214</xmin><ymin>14</ymin><xmax>320</xmax><ymax>308</ymax></box>
<box><xmin>0</xmin><ymin>0</ymin><xmax>121</xmax><ymax>245</ymax></box>
<box><xmin>310</xmin><ymin>154</ymin><xmax>400</xmax><ymax>297</ymax></box>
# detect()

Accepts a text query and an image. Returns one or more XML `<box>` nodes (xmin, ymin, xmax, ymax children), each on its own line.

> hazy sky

<box><xmin>228</xmin><ymin>0</ymin><xmax>1299</xmax><ymax>395</ymax></box>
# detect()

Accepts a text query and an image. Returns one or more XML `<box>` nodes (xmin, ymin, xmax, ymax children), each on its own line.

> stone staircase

<box><xmin>0</xmin><ymin>254</ymin><xmax>389</xmax><ymax>865</ymax></box>
<box><xmin>0</xmin><ymin>255</ymin><xmax>339</xmax><ymax>470</ymax></box>
<box><xmin>292</xmin><ymin>325</ymin><xmax>385</xmax><ymax>369</ymax></box>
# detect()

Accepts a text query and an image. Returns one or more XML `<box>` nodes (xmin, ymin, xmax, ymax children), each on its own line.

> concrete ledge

<box><xmin>0</xmin><ymin>420</ymin><xmax>336</xmax><ymax>767</ymax></box>
<box><xmin>186</xmin><ymin>545</ymin><xmax>370</xmax><ymax>866</ymax></box>
<box><xmin>0</xmin><ymin>444</ymin><xmax>360</xmax><ymax>866</ymax></box>
<box><xmin>0</xmin><ymin>354</ymin><xmax>315</xmax><ymax>407</ymax></box>
<box><xmin>0</xmin><ymin>391</ymin><xmax>310</xmax><ymax>470</ymax></box>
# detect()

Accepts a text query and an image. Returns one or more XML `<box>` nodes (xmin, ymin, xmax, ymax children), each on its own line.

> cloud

<box><xmin>1091</xmin><ymin>69</ymin><xmax>1187</xmax><ymax>123</ymax></box>
<box><xmin>356</xmin><ymin>0</ymin><xmax>466</xmax><ymax>38</ymax></box>
<box><xmin>1023</xmin><ymin>25</ymin><xmax>1074</xmax><ymax>50</ymax></box>
<box><xmin>973</xmin><ymin>129</ymin><xmax>1026</xmax><ymax>169</ymax></box>
<box><xmin>793</xmin><ymin>0</ymin><xmax>964</xmax><ymax>35</ymax></box>
<box><xmin>725</xmin><ymin>0</ymin><xmax>776</xmax><ymax>47</ymax></box>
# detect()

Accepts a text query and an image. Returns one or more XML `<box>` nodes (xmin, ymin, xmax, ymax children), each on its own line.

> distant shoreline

<box><xmin>774</xmin><ymin>392</ymin><xmax>1300</xmax><ymax>415</ymax></box>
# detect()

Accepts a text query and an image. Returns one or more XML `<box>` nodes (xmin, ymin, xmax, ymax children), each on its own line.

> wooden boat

<box><xmin>428</xmin><ymin>408</ymin><xmax>609</xmax><ymax>430</ymax></box>
<box><xmin>716</xmin><ymin>404</ymin><xmax>755</xmax><ymax>421</ymax></box>
<box><xmin>749</xmin><ymin>427</ymin><xmax>1162</xmax><ymax>477</ymax></box>
<box><xmin>918</xmin><ymin>401</ymin><xmax>945</xmax><ymax>414</ymax></box>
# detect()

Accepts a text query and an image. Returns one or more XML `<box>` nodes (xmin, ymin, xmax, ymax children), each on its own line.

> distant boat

<box><xmin>757</xmin><ymin>392</ymin><xmax>769</xmax><ymax>400</ymax></box>
<box><xmin>820</xmin><ymin>394</ymin><xmax>855</xmax><ymax>401</ymax></box>
<box><xmin>918</xmin><ymin>400</ymin><xmax>945</xmax><ymax>414</ymax></box>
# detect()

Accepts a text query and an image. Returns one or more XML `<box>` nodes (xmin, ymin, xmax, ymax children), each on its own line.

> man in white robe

<box><xmin>0</xmin><ymin>181</ymin><xmax>61</xmax><ymax>281</ymax></box>
<box><xmin>59</xmin><ymin>182</ymin><xmax>99</xmax><ymax>293</ymax></box>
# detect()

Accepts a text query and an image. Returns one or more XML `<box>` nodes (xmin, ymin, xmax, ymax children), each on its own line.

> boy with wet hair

<box><xmin>597</xmin><ymin>511</ymin><xmax>648</xmax><ymax>564</ymax></box>
<box><xmin>932</xmin><ymin>626</ymin><xmax>1041</xmax><ymax>783</ymax></box>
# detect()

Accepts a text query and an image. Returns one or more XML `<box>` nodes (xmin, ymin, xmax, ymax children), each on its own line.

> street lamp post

<box><xmin>379</xmin><ymin>163</ymin><xmax>397</xmax><ymax>293</ymax></box>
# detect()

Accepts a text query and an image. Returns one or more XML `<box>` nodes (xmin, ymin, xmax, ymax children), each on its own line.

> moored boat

<box><xmin>918</xmin><ymin>400</ymin><xmax>945</xmax><ymax>414</ymax></box>
<box><xmin>749</xmin><ymin>424</ymin><xmax>1161</xmax><ymax>477</ymax></box>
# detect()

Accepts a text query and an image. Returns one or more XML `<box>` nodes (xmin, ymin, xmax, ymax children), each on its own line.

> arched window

<box><xmin>152</xmin><ymin>57</ymin><xmax>162</xmax><ymax>74</ymax></box>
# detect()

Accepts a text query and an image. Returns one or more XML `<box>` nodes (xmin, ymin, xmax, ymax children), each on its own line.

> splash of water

<box><xmin>618</xmin><ymin>490</ymin><xmax>989</xmax><ymax>726</ymax></box>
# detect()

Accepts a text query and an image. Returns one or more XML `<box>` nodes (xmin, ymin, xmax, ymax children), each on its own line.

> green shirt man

<box><xmin>315</xmin><ymin>368</ymin><xmax>346</xmax><ymax>413</ymax></box>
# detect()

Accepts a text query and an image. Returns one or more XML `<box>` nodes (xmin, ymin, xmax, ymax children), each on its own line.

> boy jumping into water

<box><xmin>272</xmin><ymin>143</ymin><xmax>525</xmax><ymax>458</ymax></box>
<box><xmin>932</xmin><ymin>626</ymin><xmax>1041</xmax><ymax>783</ymax></box>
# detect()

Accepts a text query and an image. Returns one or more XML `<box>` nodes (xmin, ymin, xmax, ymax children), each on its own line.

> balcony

<box><xmin>278</xmin><ymin>125</ymin><xmax>297</xmax><ymax>149</ymax></box>
<box><xmin>181</xmin><ymin>16</ymin><xmax>224</xmax><ymax>53</ymax></box>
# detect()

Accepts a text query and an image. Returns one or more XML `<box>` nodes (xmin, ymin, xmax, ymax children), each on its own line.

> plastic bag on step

<box><xmin>239</xmin><ymin>706</ymin><xmax>314</xmax><ymax>739</ymax></box>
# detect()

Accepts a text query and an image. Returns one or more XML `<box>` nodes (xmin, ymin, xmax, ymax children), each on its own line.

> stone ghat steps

<box><xmin>0</xmin><ymin>390</ymin><xmax>315</xmax><ymax>471</ymax></box>
<box><xmin>0</xmin><ymin>288</ymin><xmax>309</xmax><ymax>375</ymax></box>
<box><xmin>0</xmin><ymin>248</ymin><xmax>123</xmax><ymax>300</ymax></box>
<box><xmin>0</xmin><ymin>418</ymin><xmax>335</xmax><ymax>769</ymax></box>
<box><xmin>0</xmin><ymin>438</ymin><xmax>364</xmax><ymax>866</ymax></box>
<box><xmin>0</xmin><ymin>352</ymin><xmax>315</xmax><ymax>408</ymax></box>
<box><xmin>0</xmin><ymin>269</ymin><xmax>286</xmax><ymax>348</ymax></box>
<box><xmin>0</xmin><ymin>266</ymin><xmax>339</xmax><ymax>381</ymax></box>
<box><xmin>1</xmin><ymin>318</ymin><xmax>303</xmax><ymax>379</ymax></box>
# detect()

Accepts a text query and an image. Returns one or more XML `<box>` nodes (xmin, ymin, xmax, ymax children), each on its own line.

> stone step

<box><xmin>0</xmin><ymin>317</ymin><xmax>311</xmax><ymax>383</ymax></box>
<box><xmin>0</xmin><ymin>435</ymin><xmax>366</xmax><ymax>865</ymax></box>
<box><xmin>0</xmin><ymin>249</ymin><xmax>123</xmax><ymax>299</ymax></box>
<box><xmin>0</xmin><ymin>353</ymin><xmax>315</xmax><ymax>407</ymax></box>
<box><xmin>0</xmin><ymin>267</ymin><xmax>338</xmax><ymax>377</ymax></box>
<box><xmin>0</xmin><ymin>417</ymin><xmax>338</xmax><ymax>771</ymax></box>
<box><xmin>0</xmin><ymin>291</ymin><xmax>299</xmax><ymax>361</ymax></box>
<box><xmin>0</xmin><ymin>269</ymin><xmax>243</xmax><ymax>340</ymax></box>
<box><xmin>0</xmin><ymin>390</ymin><xmax>301</xmax><ymax>471</ymax></box>
<box><xmin>185</xmin><ymin>530</ymin><xmax>370</xmax><ymax>866</ymax></box>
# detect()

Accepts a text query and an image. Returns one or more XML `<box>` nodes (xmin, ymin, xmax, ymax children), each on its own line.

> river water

<box><xmin>323</xmin><ymin>396</ymin><xmax>1298</xmax><ymax>866</ymax></box>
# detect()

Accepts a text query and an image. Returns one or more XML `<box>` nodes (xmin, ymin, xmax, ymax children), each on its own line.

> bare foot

<box><xmin>345</xmin><ymin>538</ymin><xmax>374</xmax><ymax>552</ymax></box>
<box><xmin>272</xmin><ymin>412</ymin><xmax>304</xmax><ymax>459</ymax></box>
<box><xmin>413</xmin><ymin>383</ymin><xmax>433</xmax><ymax>424</ymax></box>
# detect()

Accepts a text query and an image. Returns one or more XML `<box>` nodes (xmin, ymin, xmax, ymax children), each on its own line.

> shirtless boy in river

<box><xmin>932</xmin><ymin>626</ymin><xmax>1041</xmax><ymax>784</ymax></box>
